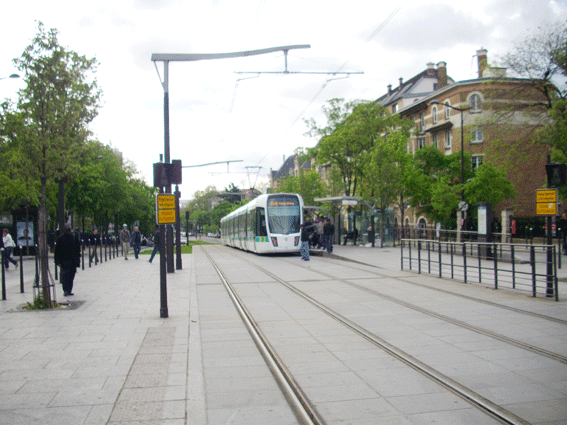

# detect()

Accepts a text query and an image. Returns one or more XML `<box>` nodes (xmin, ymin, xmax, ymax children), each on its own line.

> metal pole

<box><xmin>175</xmin><ymin>186</ymin><xmax>182</xmax><ymax>270</ymax></box>
<box><xmin>1</xmin><ymin>249</ymin><xmax>6</xmax><ymax>300</ymax></box>
<box><xmin>19</xmin><ymin>247</ymin><xmax>24</xmax><ymax>293</ymax></box>
<box><xmin>547</xmin><ymin>155</ymin><xmax>555</xmax><ymax>297</ymax></box>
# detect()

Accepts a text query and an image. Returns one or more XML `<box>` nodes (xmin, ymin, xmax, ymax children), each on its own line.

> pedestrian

<box><xmin>54</xmin><ymin>224</ymin><xmax>80</xmax><ymax>296</ymax></box>
<box><xmin>560</xmin><ymin>213</ymin><xmax>567</xmax><ymax>255</ymax></box>
<box><xmin>299</xmin><ymin>223</ymin><xmax>310</xmax><ymax>261</ymax></box>
<box><xmin>323</xmin><ymin>217</ymin><xmax>335</xmax><ymax>253</ymax></box>
<box><xmin>120</xmin><ymin>224</ymin><xmax>130</xmax><ymax>260</ymax></box>
<box><xmin>90</xmin><ymin>228</ymin><xmax>100</xmax><ymax>264</ymax></box>
<box><xmin>316</xmin><ymin>218</ymin><xmax>324</xmax><ymax>249</ymax></box>
<box><xmin>130</xmin><ymin>226</ymin><xmax>142</xmax><ymax>259</ymax></box>
<box><xmin>148</xmin><ymin>225</ymin><xmax>160</xmax><ymax>263</ymax></box>
<box><xmin>2</xmin><ymin>228</ymin><xmax>18</xmax><ymax>269</ymax></box>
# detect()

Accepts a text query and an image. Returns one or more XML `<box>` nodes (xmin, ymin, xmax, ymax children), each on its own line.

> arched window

<box><xmin>432</xmin><ymin>106</ymin><xmax>437</xmax><ymax>124</ymax></box>
<box><xmin>470</xmin><ymin>94</ymin><xmax>482</xmax><ymax>112</ymax></box>
<box><xmin>444</xmin><ymin>101</ymin><xmax>450</xmax><ymax>119</ymax></box>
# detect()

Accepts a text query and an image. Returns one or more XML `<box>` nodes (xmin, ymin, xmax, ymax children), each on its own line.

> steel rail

<box><xmin>218</xmin><ymin>248</ymin><xmax>531</xmax><ymax>425</ymax></box>
<box><xmin>202</xmin><ymin>248</ymin><xmax>324</xmax><ymax>425</ymax></box>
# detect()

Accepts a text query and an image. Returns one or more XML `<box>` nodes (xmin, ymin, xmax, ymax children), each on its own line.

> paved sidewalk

<box><xmin>0</xmin><ymin>252</ymin><xmax>191</xmax><ymax>424</ymax></box>
<box><xmin>0</xmin><ymin>242</ymin><xmax>566</xmax><ymax>424</ymax></box>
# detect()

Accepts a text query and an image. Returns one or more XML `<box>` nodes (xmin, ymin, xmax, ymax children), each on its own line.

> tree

<box><xmin>276</xmin><ymin>169</ymin><xmax>326</xmax><ymax>206</ymax></box>
<box><xmin>464</xmin><ymin>162</ymin><xmax>517</xmax><ymax>208</ymax></box>
<box><xmin>501</xmin><ymin>22</ymin><xmax>567</xmax><ymax>191</ymax></box>
<box><xmin>404</xmin><ymin>146</ymin><xmax>473</xmax><ymax>226</ymax></box>
<box><xmin>5</xmin><ymin>23</ymin><xmax>101</xmax><ymax>306</ymax></box>
<box><xmin>306</xmin><ymin>98</ymin><xmax>364</xmax><ymax>196</ymax></box>
<box><xmin>360</xmin><ymin>110</ymin><xmax>412</xmax><ymax>246</ymax></box>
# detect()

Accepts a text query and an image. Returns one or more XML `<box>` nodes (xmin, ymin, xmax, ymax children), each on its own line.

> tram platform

<box><xmin>0</xmin><ymin>243</ymin><xmax>565</xmax><ymax>424</ymax></box>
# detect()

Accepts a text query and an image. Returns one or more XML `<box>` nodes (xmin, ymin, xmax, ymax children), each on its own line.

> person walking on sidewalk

<box><xmin>55</xmin><ymin>224</ymin><xmax>80</xmax><ymax>296</ymax></box>
<box><xmin>323</xmin><ymin>217</ymin><xmax>335</xmax><ymax>253</ymax></box>
<box><xmin>2</xmin><ymin>228</ymin><xmax>18</xmax><ymax>269</ymax></box>
<box><xmin>299</xmin><ymin>223</ymin><xmax>310</xmax><ymax>261</ymax></box>
<box><xmin>120</xmin><ymin>224</ymin><xmax>130</xmax><ymax>260</ymax></box>
<box><xmin>90</xmin><ymin>228</ymin><xmax>101</xmax><ymax>264</ymax></box>
<box><xmin>130</xmin><ymin>226</ymin><xmax>142</xmax><ymax>259</ymax></box>
<box><xmin>148</xmin><ymin>225</ymin><xmax>160</xmax><ymax>263</ymax></box>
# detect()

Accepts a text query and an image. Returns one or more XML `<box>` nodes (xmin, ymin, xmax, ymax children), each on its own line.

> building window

<box><xmin>420</xmin><ymin>112</ymin><xmax>425</xmax><ymax>131</ymax></box>
<box><xmin>470</xmin><ymin>94</ymin><xmax>482</xmax><ymax>112</ymax></box>
<box><xmin>445</xmin><ymin>130</ymin><xmax>451</xmax><ymax>149</ymax></box>
<box><xmin>432</xmin><ymin>106</ymin><xmax>437</xmax><ymax>124</ymax></box>
<box><xmin>432</xmin><ymin>133</ymin><xmax>438</xmax><ymax>149</ymax></box>
<box><xmin>470</xmin><ymin>126</ymin><xmax>483</xmax><ymax>143</ymax></box>
<box><xmin>444</xmin><ymin>101</ymin><xmax>450</xmax><ymax>119</ymax></box>
<box><xmin>418</xmin><ymin>137</ymin><xmax>425</xmax><ymax>149</ymax></box>
<box><xmin>471</xmin><ymin>155</ymin><xmax>484</xmax><ymax>170</ymax></box>
<box><xmin>392</xmin><ymin>103</ymin><xmax>398</xmax><ymax>113</ymax></box>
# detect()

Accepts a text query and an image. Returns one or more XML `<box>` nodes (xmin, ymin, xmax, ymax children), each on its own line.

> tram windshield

<box><xmin>266</xmin><ymin>195</ymin><xmax>300</xmax><ymax>235</ymax></box>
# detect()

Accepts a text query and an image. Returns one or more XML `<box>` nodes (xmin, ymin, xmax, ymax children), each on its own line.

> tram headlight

<box><xmin>294</xmin><ymin>236</ymin><xmax>300</xmax><ymax>246</ymax></box>
<box><xmin>271</xmin><ymin>237</ymin><xmax>278</xmax><ymax>247</ymax></box>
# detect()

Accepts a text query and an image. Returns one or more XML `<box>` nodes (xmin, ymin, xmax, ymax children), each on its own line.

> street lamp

<box><xmin>430</xmin><ymin>100</ymin><xmax>471</xmax><ymax>236</ymax></box>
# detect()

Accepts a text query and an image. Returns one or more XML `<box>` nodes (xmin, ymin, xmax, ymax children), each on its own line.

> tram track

<box><xmin>275</xmin><ymin>256</ymin><xmax>567</xmax><ymax>365</ymax></box>
<box><xmin>202</xmin><ymin>247</ymin><xmax>324</xmax><ymax>425</ymax></box>
<box><xmin>202</xmin><ymin>245</ymin><xmax>533</xmax><ymax>425</ymax></box>
<box><xmin>320</xmin><ymin>255</ymin><xmax>567</xmax><ymax>326</ymax></box>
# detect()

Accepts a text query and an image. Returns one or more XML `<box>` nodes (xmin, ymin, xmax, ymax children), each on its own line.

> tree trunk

<box><xmin>39</xmin><ymin>179</ymin><xmax>52</xmax><ymax>306</ymax></box>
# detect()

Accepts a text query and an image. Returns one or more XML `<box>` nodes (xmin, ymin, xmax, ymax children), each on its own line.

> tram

<box><xmin>221</xmin><ymin>193</ymin><xmax>304</xmax><ymax>254</ymax></box>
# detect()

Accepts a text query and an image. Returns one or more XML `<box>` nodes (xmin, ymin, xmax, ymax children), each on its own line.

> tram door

<box><xmin>255</xmin><ymin>207</ymin><xmax>267</xmax><ymax>251</ymax></box>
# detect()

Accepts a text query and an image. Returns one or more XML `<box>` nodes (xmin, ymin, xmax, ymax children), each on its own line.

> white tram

<box><xmin>221</xmin><ymin>193</ymin><xmax>304</xmax><ymax>254</ymax></box>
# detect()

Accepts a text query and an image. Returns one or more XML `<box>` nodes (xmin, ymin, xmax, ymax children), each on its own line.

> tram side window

<box><xmin>248</xmin><ymin>209</ymin><xmax>255</xmax><ymax>236</ymax></box>
<box><xmin>256</xmin><ymin>208</ymin><xmax>267</xmax><ymax>237</ymax></box>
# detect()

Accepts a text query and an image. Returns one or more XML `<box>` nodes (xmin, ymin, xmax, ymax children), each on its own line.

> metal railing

<box><xmin>401</xmin><ymin>238</ymin><xmax>559</xmax><ymax>301</ymax></box>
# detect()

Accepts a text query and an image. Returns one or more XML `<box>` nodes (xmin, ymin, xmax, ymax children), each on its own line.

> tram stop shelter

<box><xmin>314</xmin><ymin>196</ymin><xmax>363</xmax><ymax>245</ymax></box>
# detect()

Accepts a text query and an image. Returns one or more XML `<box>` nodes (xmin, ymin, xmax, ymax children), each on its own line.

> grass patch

<box><xmin>140</xmin><ymin>240</ymin><xmax>216</xmax><ymax>255</ymax></box>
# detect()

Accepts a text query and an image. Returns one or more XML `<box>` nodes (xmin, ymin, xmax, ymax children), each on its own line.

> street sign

<box><xmin>156</xmin><ymin>194</ymin><xmax>177</xmax><ymax>224</ymax></box>
<box><xmin>536</xmin><ymin>189</ymin><xmax>558</xmax><ymax>216</ymax></box>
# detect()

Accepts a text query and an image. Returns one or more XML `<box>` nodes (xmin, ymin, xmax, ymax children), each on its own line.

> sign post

<box><xmin>155</xmin><ymin>193</ymin><xmax>177</xmax><ymax>318</ymax></box>
<box><xmin>536</xmin><ymin>187</ymin><xmax>558</xmax><ymax>298</ymax></box>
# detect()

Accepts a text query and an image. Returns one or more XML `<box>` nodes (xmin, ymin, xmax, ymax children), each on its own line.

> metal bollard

<box><xmin>54</xmin><ymin>242</ymin><xmax>58</xmax><ymax>280</ymax></box>
<box><xmin>88</xmin><ymin>244</ymin><xmax>92</xmax><ymax>268</ymax></box>
<box><xmin>82</xmin><ymin>242</ymin><xmax>85</xmax><ymax>270</ymax></box>
<box><xmin>19</xmin><ymin>247</ymin><xmax>24</xmax><ymax>293</ymax></box>
<box><xmin>1</xmin><ymin>248</ymin><xmax>6</xmax><ymax>300</ymax></box>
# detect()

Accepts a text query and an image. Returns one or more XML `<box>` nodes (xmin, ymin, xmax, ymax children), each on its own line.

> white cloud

<box><xmin>1</xmin><ymin>0</ymin><xmax>566</xmax><ymax>200</ymax></box>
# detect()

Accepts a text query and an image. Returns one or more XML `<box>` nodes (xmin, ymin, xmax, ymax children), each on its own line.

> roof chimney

<box><xmin>399</xmin><ymin>77</ymin><xmax>403</xmax><ymax>87</ymax></box>
<box><xmin>387</xmin><ymin>84</ymin><xmax>392</xmax><ymax>95</ymax></box>
<box><xmin>477</xmin><ymin>48</ymin><xmax>488</xmax><ymax>78</ymax></box>
<box><xmin>426</xmin><ymin>62</ymin><xmax>435</xmax><ymax>75</ymax></box>
<box><xmin>437</xmin><ymin>61</ymin><xmax>447</xmax><ymax>89</ymax></box>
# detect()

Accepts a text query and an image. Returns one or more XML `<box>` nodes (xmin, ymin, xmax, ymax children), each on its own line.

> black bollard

<box><xmin>54</xmin><ymin>242</ymin><xmax>58</xmax><ymax>280</ymax></box>
<box><xmin>19</xmin><ymin>247</ymin><xmax>24</xmax><ymax>293</ymax></box>
<box><xmin>88</xmin><ymin>244</ymin><xmax>91</xmax><ymax>268</ymax></box>
<box><xmin>1</xmin><ymin>249</ymin><xmax>6</xmax><ymax>300</ymax></box>
<box><xmin>34</xmin><ymin>245</ymin><xmax>39</xmax><ymax>288</ymax></box>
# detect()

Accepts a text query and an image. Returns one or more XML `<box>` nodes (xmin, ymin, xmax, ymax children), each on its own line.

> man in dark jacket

<box><xmin>323</xmin><ymin>218</ymin><xmax>335</xmax><ymax>253</ymax></box>
<box><xmin>55</xmin><ymin>224</ymin><xmax>80</xmax><ymax>296</ymax></box>
<box><xmin>130</xmin><ymin>226</ymin><xmax>142</xmax><ymax>259</ymax></box>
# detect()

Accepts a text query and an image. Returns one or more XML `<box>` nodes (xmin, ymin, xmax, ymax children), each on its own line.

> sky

<box><xmin>1</xmin><ymin>0</ymin><xmax>566</xmax><ymax>201</ymax></box>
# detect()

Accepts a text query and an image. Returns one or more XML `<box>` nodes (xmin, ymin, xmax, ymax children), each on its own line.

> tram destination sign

<box><xmin>536</xmin><ymin>189</ymin><xmax>558</xmax><ymax>216</ymax></box>
<box><xmin>156</xmin><ymin>194</ymin><xmax>177</xmax><ymax>224</ymax></box>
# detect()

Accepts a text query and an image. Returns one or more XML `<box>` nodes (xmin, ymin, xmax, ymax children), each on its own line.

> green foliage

<box><xmin>305</xmin><ymin>98</ymin><xmax>364</xmax><ymax>196</ymax></box>
<box><xmin>464</xmin><ymin>162</ymin><xmax>517</xmax><ymax>207</ymax></box>
<box><xmin>430</xmin><ymin>177</ymin><xmax>461</xmax><ymax>227</ymax></box>
<box><xmin>276</xmin><ymin>169</ymin><xmax>326</xmax><ymax>205</ymax></box>
<box><xmin>24</xmin><ymin>293</ymin><xmax>58</xmax><ymax>310</ymax></box>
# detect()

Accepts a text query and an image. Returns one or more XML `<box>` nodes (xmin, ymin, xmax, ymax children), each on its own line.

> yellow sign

<box><xmin>156</xmin><ymin>194</ymin><xmax>177</xmax><ymax>224</ymax></box>
<box><xmin>536</xmin><ymin>189</ymin><xmax>558</xmax><ymax>216</ymax></box>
